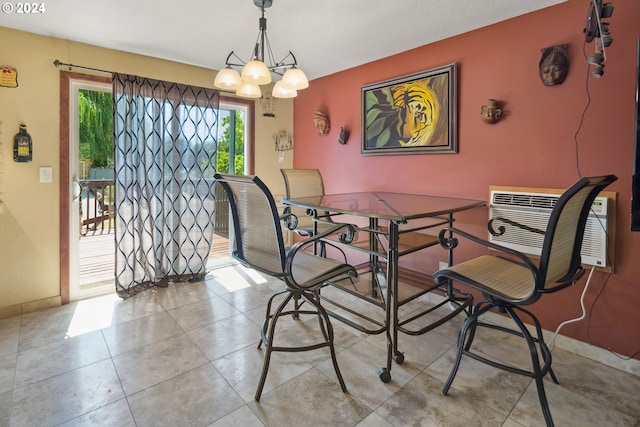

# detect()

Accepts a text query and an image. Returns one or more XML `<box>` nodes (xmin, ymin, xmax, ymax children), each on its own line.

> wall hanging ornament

<box><xmin>583</xmin><ymin>1</ymin><xmax>614</xmax><ymax>78</ymax></box>
<box><xmin>539</xmin><ymin>44</ymin><xmax>569</xmax><ymax>86</ymax></box>
<box><xmin>261</xmin><ymin>93</ymin><xmax>277</xmax><ymax>117</ymax></box>
<box><xmin>480</xmin><ymin>99</ymin><xmax>502</xmax><ymax>124</ymax></box>
<box><xmin>13</xmin><ymin>124</ymin><xmax>32</xmax><ymax>162</ymax></box>
<box><xmin>0</xmin><ymin>66</ymin><xmax>18</xmax><ymax>88</ymax></box>
<box><xmin>273</xmin><ymin>129</ymin><xmax>293</xmax><ymax>152</ymax></box>
<box><xmin>313</xmin><ymin>109</ymin><xmax>330</xmax><ymax>136</ymax></box>
<box><xmin>338</xmin><ymin>127</ymin><xmax>350</xmax><ymax>145</ymax></box>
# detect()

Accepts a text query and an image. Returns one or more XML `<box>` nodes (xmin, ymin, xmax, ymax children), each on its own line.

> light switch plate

<box><xmin>40</xmin><ymin>167</ymin><xmax>52</xmax><ymax>183</ymax></box>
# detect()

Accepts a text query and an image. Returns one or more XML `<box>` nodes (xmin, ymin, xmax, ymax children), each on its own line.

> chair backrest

<box><xmin>214</xmin><ymin>174</ymin><xmax>286</xmax><ymax>276</ymax></box>
<box><xmin>280</xmin><ymin>169</ymin><xmax>326</xmax><ymax>232</ymax></box>
<box><xmin>537</xmin><ymin>175</ymin><xmax>617</xmax><ymax>289</ymax></box>
<box><xmin>281</xmin><ymin>168</ymin><xmax>326</xmax><ymax>198</ymax></box>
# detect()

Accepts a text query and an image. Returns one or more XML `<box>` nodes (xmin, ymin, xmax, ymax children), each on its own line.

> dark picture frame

<box><xmin>632</xmin><ymin>37</ymin><xmax>640</xmax><ymax>231</ymax></box>
<box><xmin>361</xmin><ymin>63</ymin><xmax>457</xmax><ymax>155</ymax></box>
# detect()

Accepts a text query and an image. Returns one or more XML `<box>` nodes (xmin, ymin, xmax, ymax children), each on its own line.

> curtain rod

<box><xmin>53</xmin><ymin>60</ymin><xmax>114</xmax><ymax>74</ymax></box>
<box><xmin>52</xmin><ymin>59</ymin><xmax>235</xmax><ymax>95</ymax></box>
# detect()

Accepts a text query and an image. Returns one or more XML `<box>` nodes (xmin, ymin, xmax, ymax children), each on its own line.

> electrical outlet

<box><xmin>439</xmin><ymin>261</ymin><xmax>448</xmax><ymax>270</ymax></box>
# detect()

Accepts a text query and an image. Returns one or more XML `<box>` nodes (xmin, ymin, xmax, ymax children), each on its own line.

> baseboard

<box><xmin>0</xmin><ymin>295</ymin><xmax>62</xmax><ymax>320</ymax></box>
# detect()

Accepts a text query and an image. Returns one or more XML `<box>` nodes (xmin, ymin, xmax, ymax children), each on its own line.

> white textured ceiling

<box><xmin>1</xmin><ymin>0</ymin><xmax>566</xmax><ymax>80</ymax></box>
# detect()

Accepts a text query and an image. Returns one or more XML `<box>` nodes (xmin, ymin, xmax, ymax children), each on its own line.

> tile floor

<box><xmin>1</xmin><ymin>260</ymin><xmax>639</xmax><ymax>427</ymax></box>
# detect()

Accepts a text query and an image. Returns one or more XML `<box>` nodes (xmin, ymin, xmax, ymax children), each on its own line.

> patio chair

<box><xmin>281</xmin><ymin>168</ymin><xmax>326</xmax><ymax>238</ymax></box>
<box><xmin>280</xmin><ymin>168</ymin><xmax>348</xmax><ymax>260</ymax></box>
<box><xmin>433</xmin><ymin>175</ymin><xmax>616</xmax><ymax>427</ymax></box>
<box><xmin>214</xmin><ymin>173</ymin><xmax>358</xmax><ymax>401</ymax></box>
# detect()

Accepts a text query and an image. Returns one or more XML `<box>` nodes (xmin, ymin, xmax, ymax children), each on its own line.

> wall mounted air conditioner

<box><xmin>489</xmin><ymin>188</ymin><xmax>611</xmax><ymax>267</ymax></box>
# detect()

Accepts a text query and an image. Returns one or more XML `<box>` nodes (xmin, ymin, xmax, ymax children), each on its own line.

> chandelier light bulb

<box><xmin>214</xmin><ymin>67</ymin><xmax>242</xmax><ymax>91</ymax></box>
<box><xmin>236</xmin><ymin>82</ymin><xmax>262</xmax><ymax>98</ymax></box>
<box><xmin>280</xmin><ymin>67</ymin><xmax>309</xmax><ymax>90</ymax></box>
<box><xmin>241</xmin><ymin>60</ymin><xmax>272</xmax><ymax>85</ymax></box>
<box><xmin>272</xmin><ymin>80</ymin><xmax>297</xmax><ymax>98</ymax></box>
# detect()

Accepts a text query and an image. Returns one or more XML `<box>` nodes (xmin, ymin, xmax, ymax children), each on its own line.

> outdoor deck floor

<box><xmin>79</xmin><ymin>228</ymin><xmax>230</xmax><ymax>287</ymax></box>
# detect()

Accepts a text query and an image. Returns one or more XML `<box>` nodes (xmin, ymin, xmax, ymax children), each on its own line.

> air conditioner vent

<box><xmin>492</xmin><ymin>192</ymin><xmax>558</xmax><ymax>209</ymax></box>
<box><xmin>489</xmin><ymin>189</ymin><xmax>609</xmax><ymax>267</ymax></box>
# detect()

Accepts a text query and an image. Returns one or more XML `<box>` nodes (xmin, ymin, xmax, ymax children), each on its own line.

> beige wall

<box><xmin>0</xmin><ymin>26</ymin><xmax>293</xmax><ymax>315</ymax></box>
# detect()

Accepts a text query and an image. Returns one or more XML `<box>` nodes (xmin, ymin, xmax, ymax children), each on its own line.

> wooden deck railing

<box><xmin>214</xmin><ymin>182</ymin><xmax>230</xmax><ymax>238</ymax></box>
<box><xmin>80</xmin><ymin>179</ymin><xmax>114</xmax><ymax>234</ymax></box>
<box><xmin>79</xmin><ymin>179</ymin><xmax>231</xmax><ymax>239</ymax></box>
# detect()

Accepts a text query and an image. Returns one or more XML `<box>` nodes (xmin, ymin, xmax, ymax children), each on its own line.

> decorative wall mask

<box><xmin>313</xmin><ymin>109</ymin><xmax>330</xmax><ymax>136</ymax></box>
<box><xmin>338</xmin><ymin>127</ymin><xmax>350</xmax><ymax>145</ymax></box>
<box><xmin>539</xmin><ymin>45</ymin><xmax>569</xmax><ymax>86</ymax></box>
<box><xmin>480</xmin><ymin>99</ymin><xmax>502</xmax><ymax>124</ymax></box>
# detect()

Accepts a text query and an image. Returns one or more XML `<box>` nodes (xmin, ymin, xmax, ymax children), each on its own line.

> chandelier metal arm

<box><xmin>224</xmin><ymin>51</ymin><xmax>299</xmax><ymax>76</ymax></box>
<box><xmin>223</xmin><ymin>51</ymin><xmax>247</xmax><ymax>68</ymax></box>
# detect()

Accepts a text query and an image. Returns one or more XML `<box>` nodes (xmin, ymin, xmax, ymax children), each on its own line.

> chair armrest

<box><xmin>438</xmin><ymin>227</ymin><xmax>538</xmax><ymax>272</ymax></box>
<box><xmin>488</xmin><ymin>217</ymin><xmax>545</xmax><ymax>237</ymax></box>
<box><xmin>284</xmin><ymin>222</ymin><xmax>358</xmax><ymax>288</ymax></box>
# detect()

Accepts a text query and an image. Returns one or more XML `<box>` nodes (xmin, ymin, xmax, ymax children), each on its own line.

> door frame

<box><xmin>59</xmin><ymin>71</ymin><xmax>111</xmax><ymax>304</ymax></box>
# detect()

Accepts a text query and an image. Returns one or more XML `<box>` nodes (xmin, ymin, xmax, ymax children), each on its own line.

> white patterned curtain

<box><xmin>112</xmin><ymin>74</ymin><xmax>219</xmax><ymax>297</ymax></box>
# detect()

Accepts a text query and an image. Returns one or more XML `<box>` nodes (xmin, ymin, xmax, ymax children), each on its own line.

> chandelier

<box><xmin>214</xmin><ymin>0</ymin><xmax>309</xmax><ymax>99</ymax></box>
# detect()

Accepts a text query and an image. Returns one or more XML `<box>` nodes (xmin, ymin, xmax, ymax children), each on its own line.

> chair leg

<box><xmin>309</xmin><ymin>290</ymin><xmax>330</xmax><ymax>342</ymax></box>
<box><xmin>308</xmin><ymin>291</ymin><xmax>347</xmax><ymax>393</ymax></box>
<box><xmin>443</xmin><ymin>299</ymin><xmax>557</xmax><ymax>426</ymax></box>
<box><xmin>255</xmin><ymin>292</ymin><xmax>293</xmax><ymax>401</ymax></box>
<box><xmin>292</xmin><ymin>291</ymin><xmax>302</xmax><ymax>319</ymax></box>
<box><xmin>442</xmin><ymin>304</ymin><xmax>484</xmax><ymax>395</ymax></box>
<box><xmin>508</xmin><ymin>307</ymin><xmax>556</xmax><ymax>427</ymax></box>
<box><xmin>255</xmin><ymin>290</ymin><xmax>347</xmax><ymax>401</ymax></box>
<box><xmin>258</xmin><ymin>289</ymin><xmax>289</xmax><ymax>350</ymax></box>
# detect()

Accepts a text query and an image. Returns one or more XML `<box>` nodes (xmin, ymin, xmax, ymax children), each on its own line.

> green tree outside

<box><xmin>217</xmin><ymin>110</ymin><xmax>245</xmax><ymax>174</ymax></box>
<box><xmin>78</xmin><ymin>89</ymin><xmax>113</xmax><ymax>169</ymax></box>
<box><xmin>78</xmin><ymin>90</ymin><xmax>244</xmax><ymax>177</ymax></box>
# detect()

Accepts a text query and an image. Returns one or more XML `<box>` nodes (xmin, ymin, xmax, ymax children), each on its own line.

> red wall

<box><xmin>292</xmin><ymin>0</ymin><xmax>640</xmax><ymax>358</ymax></box>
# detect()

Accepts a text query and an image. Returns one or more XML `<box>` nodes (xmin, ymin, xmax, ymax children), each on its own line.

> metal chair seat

<box><xmin>442</xmin><ymin>255</ymin><xmax>536</xmax><ymax>301</ymax></box>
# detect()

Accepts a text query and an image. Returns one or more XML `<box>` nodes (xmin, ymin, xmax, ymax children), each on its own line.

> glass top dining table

<box><xmin>283</xmin><ymin>191</ymin><xmax>486</xmax><ymax>383</ymax></box>
<box><xmin>282</xmin><ymin>191</ymin><xmax>486</xmax><ymax>223</ymax></box>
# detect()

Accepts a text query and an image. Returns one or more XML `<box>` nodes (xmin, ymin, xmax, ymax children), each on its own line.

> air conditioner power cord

<box><xmin>548</xmin><ymin>264</ymin><xmax>596</xmax><ymax>350</ymax></box>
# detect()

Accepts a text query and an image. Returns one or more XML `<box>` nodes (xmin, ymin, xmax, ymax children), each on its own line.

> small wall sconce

<box><xmin>481</xmin><ymin>99</ymin><xmax>502</xmax><ymax>124</ymax></box>
<box><xmin>260</xmin><ymin>93</ymin><xmax>278</xmax><ymax>117</ymax></box>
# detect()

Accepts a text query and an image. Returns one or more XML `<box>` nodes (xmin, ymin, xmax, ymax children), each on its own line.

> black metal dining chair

<box><xmin>280</xmin><ymin>168</ymin><xmax>349</xmax><ymax>262</ymax></box>
<box><xmin>433</xmin><ymin>175</ymin><xmax>616</xmax><ymax>427</ymax></box>
<box><xmin>214</xmin><ymin>173</ymin><xmax>358</xmax><ymax>401</ymax></box>
<box><xmin>280</xmin><ymin>168</ymin><xmax>327</xmax><ymax>238</ymax></box>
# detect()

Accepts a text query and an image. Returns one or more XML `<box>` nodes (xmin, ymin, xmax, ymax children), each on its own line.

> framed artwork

<box><xmin>632</xmin><ymin>37</ymin><xmax>640</xmax><ymax>231</ymax></box>
<box><xmin>361</xmin><ymin>63</ymin><xmax>457</xmax><ymax>155</ymax></box>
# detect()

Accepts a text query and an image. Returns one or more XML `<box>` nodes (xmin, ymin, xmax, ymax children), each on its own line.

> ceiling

<box><xmin>2</xmin><ymin>0</ymin><xmax>566</xmax><ymax>81</ymax></box>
